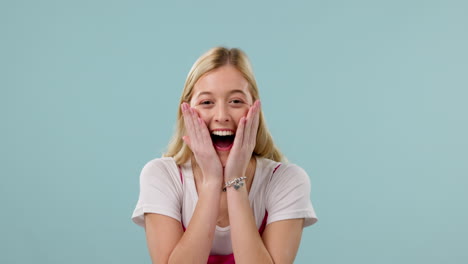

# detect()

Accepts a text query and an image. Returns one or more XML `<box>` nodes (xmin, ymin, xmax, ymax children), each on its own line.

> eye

<box><xmin>199</xmin><ymin>100</ymin><xmax>213</xmax><ymax>105</ymax></box>
<box><xmin>230</xmin><ymin>99</ymin><xmax>244</xmax><ymax>104</ymax></box>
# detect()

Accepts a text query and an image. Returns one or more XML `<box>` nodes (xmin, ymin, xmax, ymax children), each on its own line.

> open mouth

<box><xmin>211</xmin><ymin>130</ymin><xmax>235</xmax><ymax>151</ymax></box>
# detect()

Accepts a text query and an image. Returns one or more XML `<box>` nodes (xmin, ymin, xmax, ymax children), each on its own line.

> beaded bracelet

<box><xmin>222</xmin><ymin>176</ymin><xmax>247</xmax><ymax>192</ymax></box>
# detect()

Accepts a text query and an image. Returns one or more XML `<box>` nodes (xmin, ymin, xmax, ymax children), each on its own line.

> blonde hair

<box><xmin>164</xmin><ymin>47</ymin><xmax>285</xmax><ymax>165</ymax></box>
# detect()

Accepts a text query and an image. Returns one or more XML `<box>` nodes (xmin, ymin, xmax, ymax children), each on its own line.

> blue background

<box><xmin>1</xmin><ymin>0</ymin><xmax>467</xmax><ymax>263</ymax></box>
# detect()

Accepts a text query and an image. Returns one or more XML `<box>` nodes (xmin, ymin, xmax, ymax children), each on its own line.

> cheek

<box><xmin>234</xmin><ymin>108</ymin><xmax>250</xmax><ymax>124</ymax></box>
<box><xmin>194</xmin><ymin>109</ymin><xmax>210</xmax><ymax>124</ymax></box>
<box><xmin>197</xmin><ymin>112</ymin><xmax>209</xmax><ymax>124</ymax></box>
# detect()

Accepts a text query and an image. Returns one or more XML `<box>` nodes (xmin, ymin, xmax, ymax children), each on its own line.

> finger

<box><xmin>191</xmin><ymin>109</ymin><xmax>211</xmax><ymax>142</ymax></box>
<box><xmin>189</xmin><ymin>107</ymin><xmax>205</xmax><ymax>143</ymax></box>
<box><xmin>233</xmin><ymin>116</ymin><xmax>246</xmax><ymax>149</ymax></box>
<box><xmin>197</xmin><ymin>117</ymin><xmax>212</xmax><ymax>145</ymax></box>
<box><xmin>182</xmin><ymin>104</ymin><xmax>199</xmax><ymax>145</ymax></box>
<box><xmin>244</xmin><ymin>101</ymin><xmax>257</xmax><ymax>143</ymax></box>
<box><xmin>182</xmin><ymin>135</ymin><xmax>192</xmax><ymax>150</ymax></box>
<box><xmin>182</xmin><ymin>103</ymin><xmax>193</xmax><ymax>132</ymax></box>
<box><xmin>248</xmin><ymin>100</ymin><xmax>261</xmax><ymax>143</ymax></box>
<box><xmin>181</xmin><ymin>103</ymin><xmax>193</xmax><ymax>133</ymax></box>
<box><xmin>189</xmin><ymin>107</ymin><xmax>216</xmax><ymax>153</ymax></box>
<box><xmin>251</xmin><ymin>101</ymin><xmax>261</xmax><ymax>142</ymax></box>
<box><xmin>191</xmin><ymin>106</ymin><xmax>206</xmax><ymax>143</ymax></box>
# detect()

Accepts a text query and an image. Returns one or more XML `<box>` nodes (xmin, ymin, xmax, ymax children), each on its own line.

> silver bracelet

<box><xmin>222</xmin><ymin>176</ymin><xmax>247</xmax><ymax>192</ymax></box>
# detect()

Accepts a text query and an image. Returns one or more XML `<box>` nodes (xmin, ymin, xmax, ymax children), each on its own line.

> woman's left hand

<box><xmin>224</xmin><ymin>100</ymin><xmax>261</xmax><ymax>180</ymax></box>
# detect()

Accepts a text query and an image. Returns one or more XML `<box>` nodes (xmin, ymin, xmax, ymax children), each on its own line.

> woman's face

<box><xmin>190</xmin><ymin>65</ymin><xmax>254</xmax><ymax>166</ymax></box>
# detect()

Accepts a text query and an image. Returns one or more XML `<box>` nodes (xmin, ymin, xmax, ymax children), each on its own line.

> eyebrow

<box><xmin>195</xmin><ymin>89</ymin><xmax>248</xmax><ymax>98</ymax></box>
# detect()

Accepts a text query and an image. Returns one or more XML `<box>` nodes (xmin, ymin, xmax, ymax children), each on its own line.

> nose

<box><xmin>214</xmin><ymin>104</ymin><xmax>230</xmax><ymax>123</ymax></box>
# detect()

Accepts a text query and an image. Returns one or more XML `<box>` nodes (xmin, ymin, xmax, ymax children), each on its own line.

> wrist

<box><xmin>224</xmin><ymin>169</ymin><xmax>246</xmax><ymax>181</ymax></box>
<box><xmin>198</xmin><ymin>178</ymin><xmax>223</xmax><ymax>191</ymax></box>
<box><xmin>223</xmin><ymin>176</ymin><xmax>247</xmax><ymax>192</ymax></box>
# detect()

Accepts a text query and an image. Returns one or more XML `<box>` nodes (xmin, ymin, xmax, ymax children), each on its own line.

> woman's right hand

<box><xmin>181</xmin><ymin>102</ymin><xmax>223</xmax><ymax>186</ymax></box>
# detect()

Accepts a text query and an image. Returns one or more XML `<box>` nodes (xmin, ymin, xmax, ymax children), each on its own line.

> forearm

<box><xmin>169</xmin><ymin>184</ymin><xmax>221</xmax><ymax>264</ymax></box>
<box><xmin>226</xmin><ymin>186</ymin><xmax>273</xmax><ymax>264</ymax></box>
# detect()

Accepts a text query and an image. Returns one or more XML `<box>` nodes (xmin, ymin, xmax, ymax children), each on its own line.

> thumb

<box><xmin>182</xmin><ymin>136</ymin><xmax>192</xmax><ymax>149</ymax></box>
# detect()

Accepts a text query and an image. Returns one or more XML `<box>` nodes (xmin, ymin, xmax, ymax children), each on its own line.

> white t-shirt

<box><xmin>131</xmin><ymin>156</ymin><xmax>318</xmax><ymax>255</ymax></box>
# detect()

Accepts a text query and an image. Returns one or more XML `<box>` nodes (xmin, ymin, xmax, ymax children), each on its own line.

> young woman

<box><xmin>132</xmin><ymin>47</ymin><xmax>318</xmax><ymax>264</ymax></box>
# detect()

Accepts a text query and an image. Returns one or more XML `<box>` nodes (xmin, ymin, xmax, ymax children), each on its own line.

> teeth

<box><xmin>212</xmin><ymin>130</ymin><xmax>234</xmax><ymax>136</ymax></box>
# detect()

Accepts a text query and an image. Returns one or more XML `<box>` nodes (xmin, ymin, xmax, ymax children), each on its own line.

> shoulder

<box><xmin>258</xmin><ymin>157</ymin><xmax>310</xmax><ymax>184</ymax></box>
<box><xmin>275</xmin><ymin>163</ymin><xmax>309</xmax><ymax>181</ymax></box>
<box><xmin>132</xmin><ymin>157</ymin><xmax>184</xmax><ymax>227</ymax></box>
<box><xmin>139</xmin><ymin>157</ymin><xmax>181</xmax><ymax>184</ymax></box>
<box><xmin>260</xmin><ymin>158</ymin><xmax>318</xmax><ymax>226</ymax></box>
<box><xmin>142</xmin><ymin>157</ymin><xmax>178</xmax><ymax>172</ymax></box>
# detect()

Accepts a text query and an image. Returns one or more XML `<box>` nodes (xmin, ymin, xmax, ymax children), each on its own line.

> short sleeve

<box><xmin>265</xmin><ymin>164</ymin><xmax>318</xmax><ymax>227</ymax></box>
<box><xmin>131</xmin><ymin>158</ymin><xmax>183</xmax><ymax>228</ymax></box>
